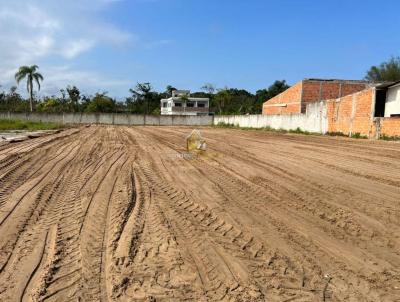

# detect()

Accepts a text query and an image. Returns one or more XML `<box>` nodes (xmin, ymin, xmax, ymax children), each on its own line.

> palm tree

<box><xmin>15</xmin><ymin>65</ymin><xmax>43</xmax><ymax>112</ymax></box>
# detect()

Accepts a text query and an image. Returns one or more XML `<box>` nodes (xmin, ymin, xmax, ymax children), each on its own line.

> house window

<box><xmin>174</xmin><ymin>102</ymin><xmax>182</xmax><ymax>107</ymax></box>
<box><xmin>162</xmin><ymin>102</ymin><xmax>167</xmax><ymax>108</ymax></box>
<box><xmin>187</xmin><ymin>102</ymin><xmax>195</xmax><ymax>107</ymax></box>
<box><xmin>198</xmin><ymin>103</ymin><xmax>206</xmax><ymax>108</ymax></box>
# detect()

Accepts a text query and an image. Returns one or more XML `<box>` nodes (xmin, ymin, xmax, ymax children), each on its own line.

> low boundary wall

<box><xmin>0</xmin><ymin>112</ymin><xmax>214</xmax><ymax>126</ymax></box>
<box><xmin>1</xmin><ymin>101</ymin><xmax>397</xmax><ymax>138</ymax></box>
<box><xmin>214</xmin><ymin>101</ymin><xmax>328</xmax><ymax>134</ymax></box>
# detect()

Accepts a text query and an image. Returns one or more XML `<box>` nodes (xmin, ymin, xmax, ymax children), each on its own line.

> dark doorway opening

<box><xmin>374</xmin><ymin>89</ymin><xmax>386</xmax><ymax>117</ymax></box>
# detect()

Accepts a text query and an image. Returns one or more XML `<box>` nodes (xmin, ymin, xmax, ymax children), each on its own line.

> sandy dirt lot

<box><xmin>0</xmin><ymin>125</ymin><xmax>399</xmax><ymax>301</ymax></box>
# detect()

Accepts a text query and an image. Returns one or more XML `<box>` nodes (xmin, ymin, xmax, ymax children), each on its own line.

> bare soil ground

<box><xmin>0</xmin><ymin>125</ymin><xmax>399</xmax><ymax>301</ymax></box>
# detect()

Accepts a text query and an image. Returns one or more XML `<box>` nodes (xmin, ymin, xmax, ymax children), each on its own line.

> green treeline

<box><xmin>0</xmin><ymin>81</ymin><xmax>289</xmax><ymax>115</ymax></box>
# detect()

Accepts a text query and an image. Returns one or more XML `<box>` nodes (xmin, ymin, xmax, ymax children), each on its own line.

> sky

<box><xmin>0</xmin><ymin>0</ymin><xmax>399</xmax><ymax>99</ymax></box>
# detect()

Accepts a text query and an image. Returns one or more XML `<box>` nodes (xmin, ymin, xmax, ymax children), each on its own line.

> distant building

<box><xmin>261</xmin><ymin>78</ymin><xmax>400</xmax><ymax>138</ymax></box>
<box><xmin>161</xmin><ymin>90</ymin><xmax>209</xmax><ymax>116</ymax></box>
<box><xmin>262</xmin><ymin>79</ymin><xmax>371</xmax><ymax>115</ymax></box>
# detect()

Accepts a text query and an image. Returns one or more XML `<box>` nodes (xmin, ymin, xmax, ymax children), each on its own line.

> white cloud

<box><xmin>19</xmin><ymin>36</ymin><xmax>55</xmax><ymax>58</ymax></box>
<box><xmin>61</xmin><ymin>39</ymin><xmax>96</xmax><ymax>59</ymax></box>
<box><xmin>42</xmin><ymin>65</ymin><xmax>131</xmax><ymax>96</ymax></box>
<box><xmin>0</xmin><ymin>6</ymin><xmax>60</xmax><ymax>30</ymax></box>
<box><xmin>0</xmin><ymin>0</ymin><xmax>133</xmax><ymax>96</ymax></box>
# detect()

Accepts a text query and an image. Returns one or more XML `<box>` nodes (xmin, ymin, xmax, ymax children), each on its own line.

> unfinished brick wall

<box><xmin>262</xmin><ymin>81</ymin><xmax>400</xmax><ymax>138</ymax></box>
<box><xmin>327</xmin><ymin>95</ymin><xmax>353</xmax><ymax>134</ymax></box>
<box><xmin>262</xmin><ymin>82</ymin><xmax>302</xmax><ymax>115</ymax></box>
<box><xmin>341</xmin><ymin>83</ymin><xmax>370</xmax><ymax>97</ymax></box>
<box><xmin>351</xmin><ymin>89</ymin><xmax>375</xmax><ymax>136</ymax></box>
<box><xmin>262</xmin><ymin>103</ymin><xmax>300</xmax><ymax>115</ymax></box>
<box><xmin>263</xmin><ymin>80</ymin><xmax>369</xmax><ymax>115</ymax></box>
<box><xmin>301</xmin><ymin>81</ymin><xmax>368</xmax><ymax>112</ymax></box>
<box><xmin>379</xmin><ymin>118</ymin><xmax>400</xmax><ymax>137</ymax></box>
<box><xmin>327</xmin><ymin>88</ymin><xmax>375</xmax><ymax>137</ymax></box>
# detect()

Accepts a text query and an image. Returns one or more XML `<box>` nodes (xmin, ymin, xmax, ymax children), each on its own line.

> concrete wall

<box><xmin>216</xmin><ymin>101</ymin><xmax>328</xmax><ymax>133</ymax></box>
<box><xmin>0</xmin><ymin>112</ymin><xmax>214</xmax><ymax>126</ymax></box>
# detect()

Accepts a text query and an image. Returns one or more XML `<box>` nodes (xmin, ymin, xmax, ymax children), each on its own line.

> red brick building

<box><xmin>262</xmin><ymin>79</ymin><xmax>370</xmax><ymax>115</ymax></box>
<box><xmin>327</xmin><ymin>82</ymin><xmax>400</xmax><ymax>138</ymax></box>
<box><xmin>263</xmin><ymin>79</ymin><xmax>400</xmax><ymax>138</ymax></box>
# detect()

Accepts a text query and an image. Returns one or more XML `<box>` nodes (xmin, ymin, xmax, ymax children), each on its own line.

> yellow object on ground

<box><xmin>186</xmin><ymin>129</ymin><xmax>206</xmax><ymax>152</ymax></box>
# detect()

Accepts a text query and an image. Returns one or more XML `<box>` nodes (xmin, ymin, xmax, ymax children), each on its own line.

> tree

<box><xmin>15</xmin><ymin>65</ymin><xmax>43</xmax><ymax>112</ymax></box>
<box><xmin>37</xmin><ymin>97</ymin><xmax>62</xmax><ymax>113</ymax></box>
<box><xmin>85</xmin><ymin>93</ymin><xmax>116</xmax><ymax>113</ymax></box>
<box><xmin>2</xmin><ymin>86</ymin><xmax>27</xmax><ymax>112</ymax></box>
<box><xmin>58</xmin><ymin>89</ymin><xmax>68</xmax><ymax>111</ymax></box>
<box><xmin>66</xmin><ymin>85</ymin><xmax>81</xmax><ymax>112</ymax></box>
<box><xmin>80</xmin><ymin>95</ymin><xmax>92</xmax><ymax>112</ymax></box>
<box><xmin>267</xmin><ymin>80</ymin><xmax>290</xmax><ymax>99</ymax></box>
<box><xmin>191</xmin><ymin>92</ymin><xmax>210</xmax><ymax>98</ymax></box>
<box><xmin>365</xmin><ymin>56</ymin><xmax>400</xmax><ymax>82</ymax></box>
<box><xmin>0</xmin><ymin>86</ymin><xmax>5</xmax><ymax>110</ymax></box>
<box><xmin>131</xmin><ymin>83</ymin><xmax>152</xmax><ymax>99</ymax></box>
<box><xmin>214</xmin><ymin>89</ymin><xmax>232</xmax><ymax>114</ymax></box>
<box><xmin>256</xmin><ymin>80</ymin><xmax>290</xmax><ymax>112</ymax></box>
<box><xmin>201</xmin><ymin>83</ymin><xmax>216</xmax><ymax>95</ymax></box>
<box><xmin>127</xmin><ymin>83</ymin><xmax>155</xmax><ymax>114</ymax></box>
<box><xmin>255</xmin><ymin>89</ymin><xmax>269</xmax><ymax>108</ymax></box>
<box><xmin>256</xmin><ymin>80</ymin><xmax>290</xmax><ymax>103</ymax></box>
<box><xmin>165</xmin><ymin>85</ymin><xmax>177</xmax><ymax>97</ymax></box>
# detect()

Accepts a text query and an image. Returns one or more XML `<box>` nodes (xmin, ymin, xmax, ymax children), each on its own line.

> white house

<box><xmin>384</xmin><ymin>82</ymin><xmax>400</xmax><ymax>117</ymax></box>
<box><xmin>161</xmin><ymin>90</ymin><xmax>209</xmax><ymax>116</ymax></box>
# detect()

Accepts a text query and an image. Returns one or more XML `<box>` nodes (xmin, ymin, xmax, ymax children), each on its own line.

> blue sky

<box><xmin>0</xmin><ymin>0</ymin><xmax>399</xmax><ymax>99</ymax></box>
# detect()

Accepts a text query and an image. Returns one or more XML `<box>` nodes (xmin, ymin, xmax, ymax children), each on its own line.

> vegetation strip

<box><xmin>0</xmin><ymin>119</ymin><xmax>63</xmax><ymax>131</ymax></box>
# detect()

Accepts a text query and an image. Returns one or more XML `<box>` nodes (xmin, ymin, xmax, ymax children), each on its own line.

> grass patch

<box><xmin>328</xmin><ymin>132</ymin><xmax>370</xmax><ymax>139</ymax></box>
<box><xmin>215</xmin><ymin>122</ymin><xmax>239</xmax><ymax>128</ymax></box>
<box><xmin>380</xmin><ymin>134</ymin><xmax>400</xmax><ymax>141</ymax></box>
<box><xmin>287</xmin><ymin>127</ymin><xmax>313</xmax><ymax>135</ymax></box>
<box><xmin>0</xmin><ymin>119</ymin><xmax>64</xmax><ymax>131</ymax></box>
<box><xmin>216</xmin><ymin>123</ymin><xmax>400</xmax><ymax>141</ymax></box>
<box><xmin>350</xmin><ymin>132</ymin><xmax>368</xmax><ymax>139</ymax></box>
<box><xmin>215</xmin><ymin>123</ymin><xmax>319</xmax><ymax>136</ymax></box>
<box><xmin>326</xmin><ymin>131</ymin><xmax>347</xmax><ymax>137</ymax></box>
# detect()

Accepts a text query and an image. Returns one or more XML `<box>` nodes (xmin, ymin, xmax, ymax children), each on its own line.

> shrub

<box><xmin>326</xmin><ymin>131</ymin><xmax>347</xmax><ymax>137</ymax></box>
<box><xmin>380</xmin><ymin>134</ymin><xmax>400</xmax><ymax>141</ymax></box>
<box><xmin>216</xmin><ymin>122</ymin><xmax>237</xmax><ymax>128</ymax></box>
<box><xmin>351</xmin><ymin>132</ymin><xmax>368</xmax><ymax>139</ymax></box>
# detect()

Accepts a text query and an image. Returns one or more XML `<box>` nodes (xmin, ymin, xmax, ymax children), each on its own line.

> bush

<box><xmin>288</xmin><ymin>127</ymin><xmax>311</xmax><ymax>135</ymax></box>
<box><xmin>216</xmin><ymin>122</ymin><xmax>238</xmax><ymax>128</ymax></box>
<box><xmin>380</xmin><ymin>134</ymin><xmax>400</xmax><ymax>141</ymax></box>
<box><xmin>326</xmin><ymin>131</ymin><xmax>347</xmax><ymax>137</ymax></box>
<box><xmin>85</xmin><ymin>94</ymin><xmax>116</xmax><ymax>113</ymax></box>
<box><xmin>351</xmin><ymin>132</ymin><xmax>368</xmax><ymax>139</ymax></box>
